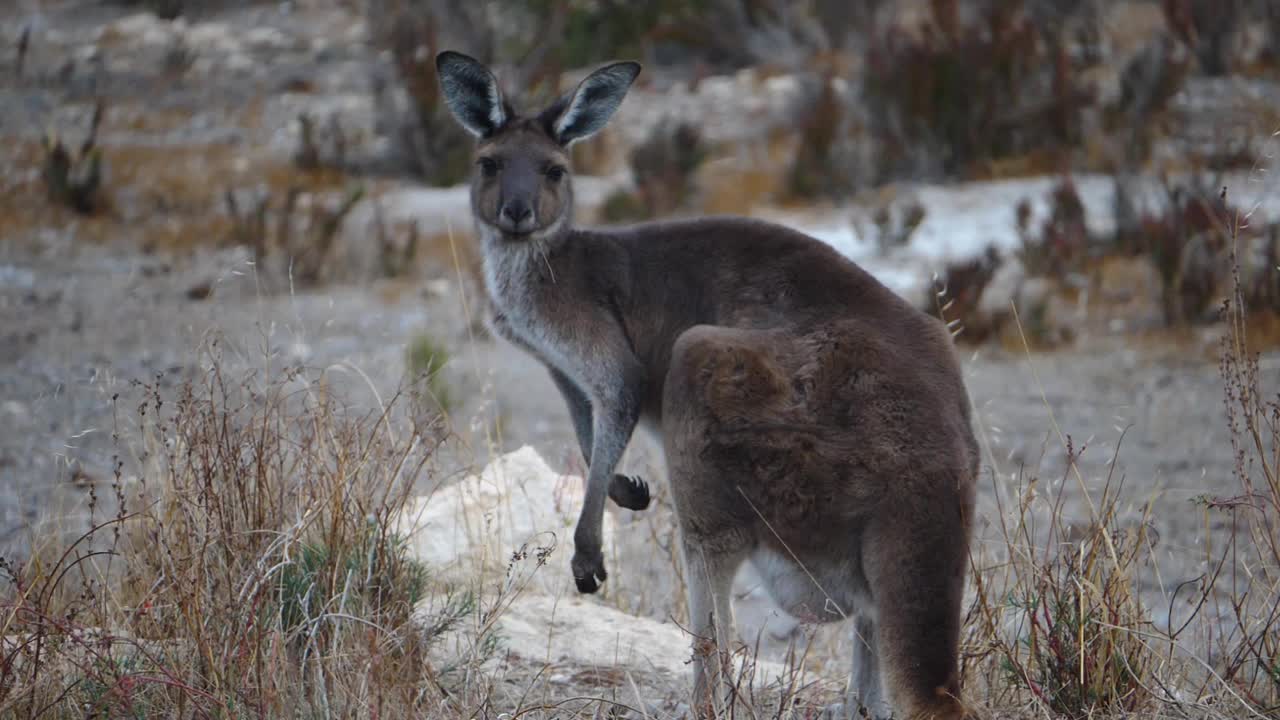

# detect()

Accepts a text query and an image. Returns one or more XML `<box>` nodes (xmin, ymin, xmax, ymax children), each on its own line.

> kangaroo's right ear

<box><xmin>546</xmin><ymin>61</ymin><xmax>641</xmax><ymax>146</ymax></box>
<box><xmin>435</xmin><ymin>51</ymin><xmax>507</xmax><ymax>138</ymax></box>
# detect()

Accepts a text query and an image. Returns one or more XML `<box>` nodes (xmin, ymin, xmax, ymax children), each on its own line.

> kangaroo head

<box><xmin>435</xmin><ymin>51</ymin><xmax>641</xmax><ymax>241</ymax></box>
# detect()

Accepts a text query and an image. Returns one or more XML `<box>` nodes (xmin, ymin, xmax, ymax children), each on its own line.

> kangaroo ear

<box><xmin>435</xmin><ymin>51</ymin><xmax>507</xmax><ymax>138</ymax></box>
<box><xmin>548</xmin><ymin>61</ymin><xmax>641</xmax><ymax>146</ymax></box>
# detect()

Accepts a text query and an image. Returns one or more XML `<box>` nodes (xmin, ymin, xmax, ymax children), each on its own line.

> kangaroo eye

<box><xmin>478</xmin><ymin>157</ymin><xmax>499</xmax><ymax>178</ymax></box>
<box><xmin>546</xmin><ymin>166</ymin><xmax>566</xmax><ymax>183</ymax></box>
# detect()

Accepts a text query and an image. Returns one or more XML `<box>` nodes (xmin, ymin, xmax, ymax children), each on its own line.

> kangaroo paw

<box><xmin>571</xmin><ymin>546</ymin><xmax>608</xmax><ymax>594</ymax></box>
<box><xmin>608</xmin><ymin>473</ymin><xmax>651</xmax><ymax>511</ymax></box>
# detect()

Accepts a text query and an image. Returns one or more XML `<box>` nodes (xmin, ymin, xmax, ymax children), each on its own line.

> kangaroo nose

<box><xmin>501</xmin><ymin>203</ymin><xmax>532</xmax><ymax>224</ymax></box>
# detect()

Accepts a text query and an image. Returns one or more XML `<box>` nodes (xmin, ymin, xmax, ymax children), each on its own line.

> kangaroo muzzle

<box><xmin>498</xmin><ymin>199</ymin><xmax>536</xmax><ymax>235</ymax></box>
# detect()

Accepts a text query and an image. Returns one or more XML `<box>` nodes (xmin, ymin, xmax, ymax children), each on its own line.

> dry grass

<box><xmin>957</xmin><ymin>223</ymin><xmax>1280</xmax><ymax>719</ymax></box>
<box><xmin>2</xmin><ymin>135</ymin><xmax>361</xmax><ymax>256</ymax></box>
<box><xmin>698</xmin><ymin>132</ymin><xmax>796</xmax><ymax>216</ymax></box>
<box><xmin>963</xmin><ymin>437</ymin><xmax>1161</xmax><ymax>718</ymax></box>
<box><xmin>0</xmin><ymin>356</ymin><xmax>455</xmax><ymax>718</ymax></box>
<box><xmin>223</xmin><ymin>182</ymin><xmax>365</xmax><ymax>289</ymax></box>
<box><xmin>1213</xmin><ymin>241</ymin><xmax>1280</xmax><ymax>712</ymax></box>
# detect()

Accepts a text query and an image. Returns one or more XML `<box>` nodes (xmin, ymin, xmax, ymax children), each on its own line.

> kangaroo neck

<box><xmin>478</xmin><ymin>221</ymin><xmax>572</xmax><ymax>313</ymax></box>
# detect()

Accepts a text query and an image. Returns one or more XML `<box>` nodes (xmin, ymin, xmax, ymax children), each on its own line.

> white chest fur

<box><xmin>480</xmin><ymin>230</ymin><xmax>579</xmax><ymax>377</ymax></box>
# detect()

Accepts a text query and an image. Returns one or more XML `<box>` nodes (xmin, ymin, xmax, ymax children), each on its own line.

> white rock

<box><xmin>224</xmin><ymin>53</ymin><xmax>255</xmax><ymax>74</ymax></box>
<box><xmin>697</xmin><ymin>76</ymin><xmax>736</xmax><ymax>106</ymax></box>
<box><xmin>491</xmin><ymin>593</ymin><xmax>800</xmax><ymax>687</ymax></box>
<box><xmin>424</xmin><ymin>278</ymin><xmax>452</xmax><ymax>299</ymax></box>
<box><xmin>0</xmin><ymin>265</ymin><xmax>36</xmax><ymax>290</ymax></box>
<box><xmin>392</xmin><ymin>445</ymin><xmax>617</xmax><ymax>592</ymax></box>
<box><xmin>287</xmin><ymin>340</ymin><xmax>311</xmax><ymax>362</ymax></box>
<box><xmin>184</xmin><ymin>22</ymin><xmax>241</xmax><ymax>55</ymax></box>
<box><xmin>243</xmin><ymin>26</ymin><xmax>290</xmax><ymax>51</ymax></box>
<box><xmin>1018</xmin><ymin>276</ymin><xmax>1052</xmax><ymax>311</ymax></box>
<box><xmin>73</xmin><ymin>45</ymin><xmax>100</xmax><ymax>64</ymax></box>
<box><xmin>103</xmin><ymin>13</ymin><xmax>177</xmax><ymax>47</ymax></box>
<box><xmin>345</xmin><ymin>20</ymin><xmax>368</xmax><ymax>44</ymax></box>
<box><xmin>976</xmin><ymin>256</ymin><xmax>1025</xmax><ymax>320</ymax></box>
<box><xmin>399</xmin><ymin>447</ymin><xmax>821</xmax><ymax>693</ymax></box>
<box><xmin>762</xmin><ymin>74</ymin><xmax>802</xmax><ymax>119</ymax></box>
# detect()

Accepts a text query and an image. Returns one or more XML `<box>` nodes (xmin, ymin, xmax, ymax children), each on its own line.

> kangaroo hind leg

<box><xmin>682</xmin><ymin>531</ymin><xmax>748</xmax><ymax>720</ymax></box>
<box><xmin>865</xmin><ymin>514</ymin><xmax>969</xmax><ymax>720</ymax></box>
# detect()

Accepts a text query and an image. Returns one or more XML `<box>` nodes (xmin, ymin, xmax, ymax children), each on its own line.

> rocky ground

<box><xmin>2</xmin><ymin>0</ymin><xmax>1279</xmax><ymax>711</ymax></box>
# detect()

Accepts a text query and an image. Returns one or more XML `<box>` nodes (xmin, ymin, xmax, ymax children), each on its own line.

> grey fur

<box><xmin>436</xmin><ymin>52</ymin><xmax>979</xmax><ymax>720</ymax></box>
<box><xmin>552</xmin><ymin>61</ymin><xmax>642</xmax><ymax>145</ymax></box>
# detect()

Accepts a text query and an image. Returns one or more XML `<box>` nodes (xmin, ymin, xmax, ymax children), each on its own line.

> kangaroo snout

<box><xmin>496</xmin><ymin>198</ymin><xmax>532</xmax><ymax>229</ymax></box>
<box><xmin>498</xmin><ymin>200</ymin><xmax>535</xmax><ymax>234</ymax></box>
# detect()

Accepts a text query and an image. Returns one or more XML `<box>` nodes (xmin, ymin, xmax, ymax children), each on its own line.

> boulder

<box><xmin>392</xmin><ymin>445</ymin><xmax>618</xmax><ymax>593</ymax></box>
<box><xmin>976</xmin><ymin>256</ymin><xmax>1027</xmax><ymax>322</ymax></box>
<box><xmin>397</xmin><ymin>446</ymin><xmax>814</xmax><ymax>693</ymax></box>
<box><xmin>492</xmin><ymin>592</ymin><xmax>800</xmax><ymax>688</ymax></box>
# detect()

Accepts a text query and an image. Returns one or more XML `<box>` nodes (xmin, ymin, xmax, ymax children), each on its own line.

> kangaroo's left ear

<box><xmin>436</xmin><ymin>50</ymin><xmax>508</xmax><ymax>138</ymax></box>
<box><xmin>543</xmin><ymin>61</ymin><xmax>641</xmax><ymax>147</ymax></box>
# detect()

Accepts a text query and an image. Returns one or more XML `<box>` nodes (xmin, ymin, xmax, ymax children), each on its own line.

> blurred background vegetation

<box><xmin>353</xmin><ymin>0</ymin><xmax>1280</xmax><ymax>346</ymax></box>
<box><xmin>13</xmin><ymin>0</ymin><xmax>1267</xmax><ymax>351</ymax></box>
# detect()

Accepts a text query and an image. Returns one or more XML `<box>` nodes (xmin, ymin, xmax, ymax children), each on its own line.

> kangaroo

<box><xmin>435</xmin><ymin>51</ymin><xmax>979</xmax><ymax>720</ymax></box>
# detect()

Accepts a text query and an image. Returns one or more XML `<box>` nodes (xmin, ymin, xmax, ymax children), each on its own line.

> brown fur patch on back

<box><xmin>671</xmin><ymin>319</ymin><xmax>973</xmax><ymax>543</ymax></box>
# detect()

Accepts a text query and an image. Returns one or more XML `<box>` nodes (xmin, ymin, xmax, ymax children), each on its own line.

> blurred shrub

<box><xmin>1014</xmin><ymin>175</ymin><xmax>1272</xmax><ymax>329</ymax></box>
<box><xmin>864</xmin><ymin>0</ymin><xmax>1095</xmax><ymax>180</ymax></box>
<box><xmin>531</xmin><ymin>0</ymin><xmax>674</xmax><ymax>69</ymax></box>
<box><xmin>1244</xmin><ymin>226</ymin><xmax>1280</xmax><ymax>315</ymax></box>
<box><xmin>785</xmin><ymin>74</ymin><xmax>859</xmax><ymax>200</ymax></box>
<box><xmin>405</xmin><ymin>333</ymin><xmax>453</xmax><ymax>412</ymax></box>
<box><xmin>109</xmin><ymin>0</ymin><xmax>184</xmax><ymax>20</ymax></box>
<box><xmin>1134</xmin><ymin>180</ymin><xmax>1235</xmax><ymax>325</ymax></box>
<box><xmin>599</xmin><ymin>190</ymin><xmax>648</xmax><ymax>224</ymax></box>
<box><xmin>1258</xmin><ymin>0</ymin><xmax>1280</xmax><ymax>69</ymax></box>
<box><xmin>631</xmin><ymin>120</ymin><xmax>706</xmax><ymax>216</ymax></box>
<box><xmin>1015</xmin><ymin>177</ymin><xmax>1090</xmax><ymax>278</ymax></box>
<box><xmin>370</xmin><ymin>202</ymin><xmax>421</xmax><ymax>280</ymax></box>
<box><xmin>362</xmin><ymin>0</ymin><xmax>820</xmax><ymax>184</ymax></box>
<box><xmin>812</xmin><ymin>0</ymin><xmax>886</xmax><ymax>54</ymax></box>
<box><xmin>1106</xmin><ymin>35</ymin><xmax>1190</xmax><ymax>166</ymax></box>
<box><xmin>365</xmin><ymin>0</ymin><xmax>565</xmax><ymax>184</ymax></box>
<box><xmin>42</xmin><ymin>101</ymin><xmax>104</xmax><ymax>215</ymax></box>
<box><xmin>365</xmin><ymin>0</ymin><xmax>479</xmax><ymax>185</ymax></box>
<box><xmin>224</xmin><ymin>184</ymin><xmax>364</xmax><ymax>288</ymax></box>
<box><xmin>931</xmin><ymin>245</ymin><xmax>1002</xmax><ymax>344</ymax></box>
<box><xmin>600</xmin><ymin>119</ymin><xmax>706</xmax><ymax>222</ymax></box>
<box><xmin>293</xmin><ymin>113</ymin><xmax>348</xmax><ymax>173</ymax></box>
<box><xmin>1162</xmin><ymin>0</ymin><xmax>1246</xmax><ymax>76</ymax></box>
<box><xmin>551</xmin><ymin>0</ymin><xmax>828</xmax><ymax>71</ymax></box>
<box><xmin>1107</xmin><ymin>176</ymin><xmax>1279</xmax><ymax>327</ymax></box>
<box><xmin>866</xmin><ymin>199</ymin><xmax>927</xmax><ymax>256</ymax></box>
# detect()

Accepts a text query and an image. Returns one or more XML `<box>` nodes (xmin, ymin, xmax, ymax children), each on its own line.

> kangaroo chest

<box><xmin>483</xmin><ymin>245</ymin><xmax>585</xmax><ymax>377</ymax></box>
